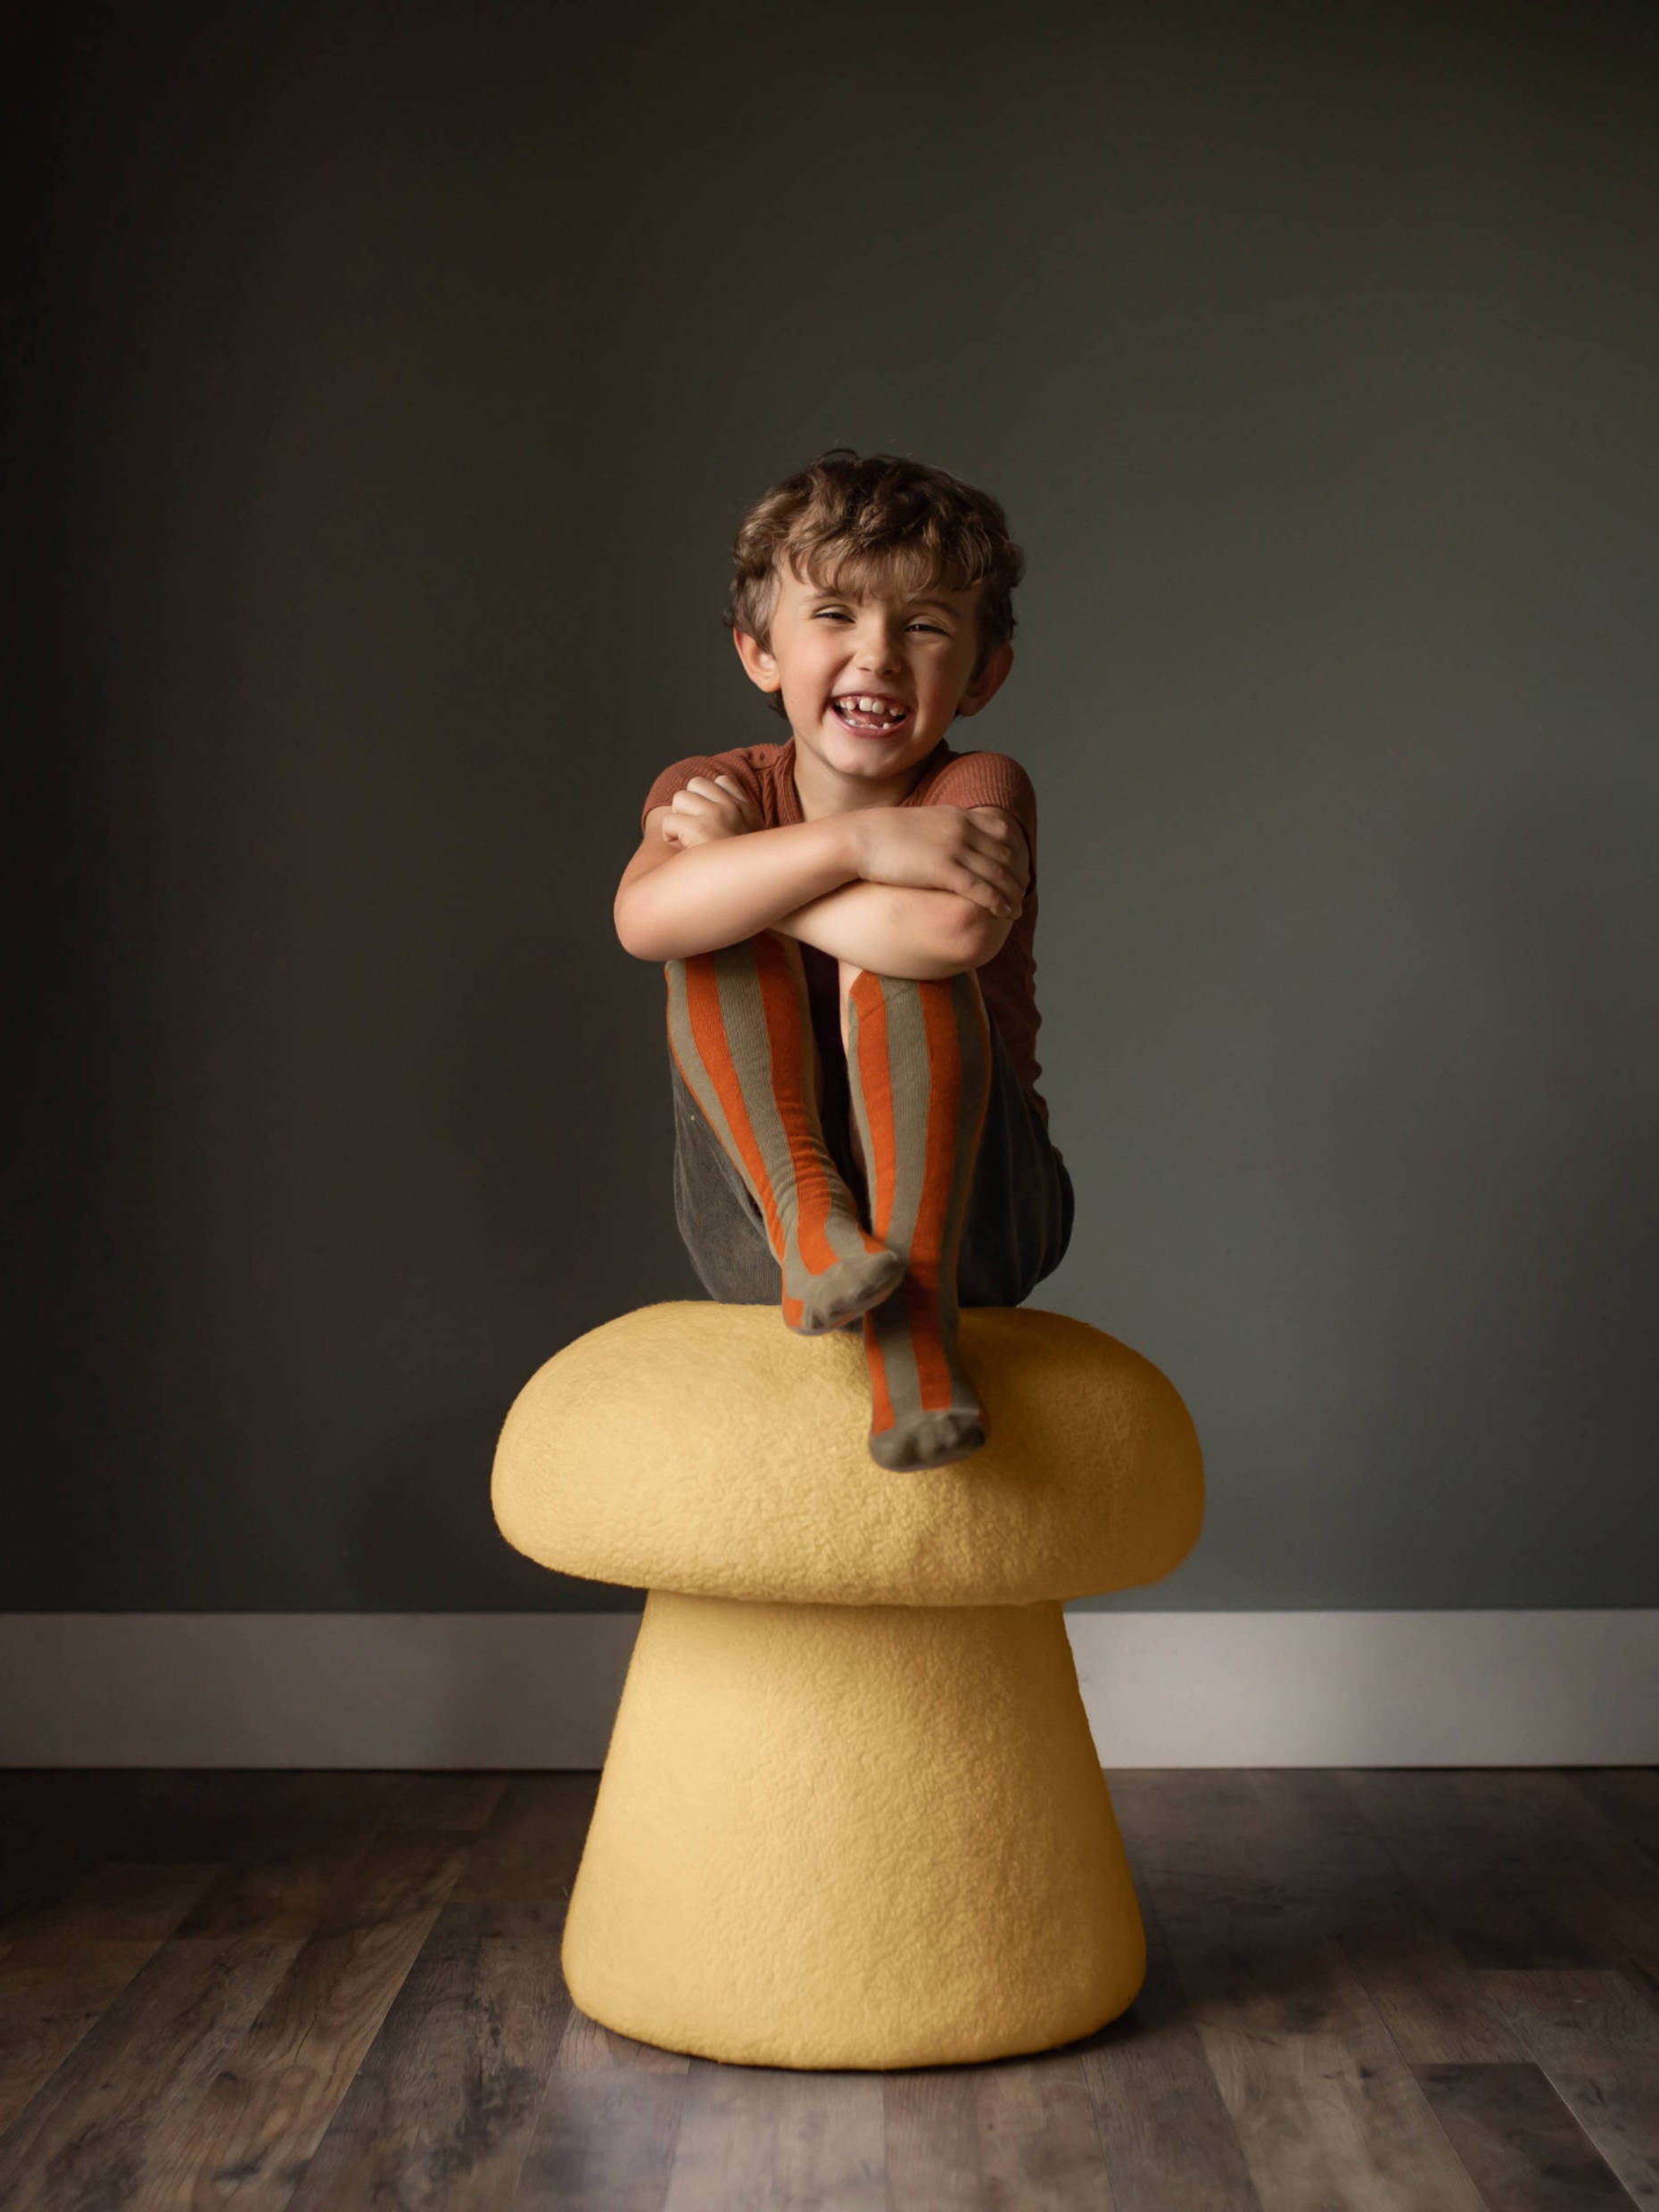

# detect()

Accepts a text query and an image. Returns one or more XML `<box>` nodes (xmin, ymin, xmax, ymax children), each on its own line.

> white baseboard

<box><xmin>1</xmin><ymin>1612</ymin><xmax>1654</xmax><ymax>1769</ymax></box>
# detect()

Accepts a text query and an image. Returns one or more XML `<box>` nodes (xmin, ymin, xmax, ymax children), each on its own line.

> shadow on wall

<box><xmin>344</xmin><ymin>1400</ymin><xmax>646</xmax><ymax>1612</ymax></box>
<box><xmin>338</xmin><ymin>946</ymin><xmax>696</xmax><ymax>1608</ymax></box>
<box><xmin>450</xmin><ymin>942</ymin><xmax>708</xmax><ymax>1329</ymax></box>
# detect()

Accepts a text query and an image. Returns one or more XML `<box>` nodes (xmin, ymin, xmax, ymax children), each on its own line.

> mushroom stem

<box><xmin>561</xmin><ymin>1587</ymin><xmax>1147</xmax><ymax>2069</ymax></box>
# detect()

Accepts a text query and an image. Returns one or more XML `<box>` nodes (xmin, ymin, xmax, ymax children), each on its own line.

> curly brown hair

<box><xmin>723</xmin><ymin>448</ymin><xmax>1026</xmax><ymax>722</ymax></box>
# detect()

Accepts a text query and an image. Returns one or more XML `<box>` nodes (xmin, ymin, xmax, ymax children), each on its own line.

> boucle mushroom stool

<box><xmin>491</xmin><ymin>1300</ymin><xmax>1203</xmax><ymax>2072</ymax></box>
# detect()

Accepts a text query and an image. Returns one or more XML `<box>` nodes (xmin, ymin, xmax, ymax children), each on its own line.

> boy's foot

<box><xmin>860</xmin><ymin>1278</ymin><xmax>988</xmax><ymax>1472</ymax></box>
<box><xmin>787</xmin><ymin>1243</ymin><xmax>906</xmax><ymax>1337</ymax></box>
<box><xmin>866</xmin><ymin>1403</ymin><xmax>986</xmax><ymax>1473</ymax></box>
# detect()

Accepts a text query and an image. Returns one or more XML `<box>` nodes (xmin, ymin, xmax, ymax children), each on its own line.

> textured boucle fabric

<box><xmin>491</xmin><ymin>1300</ymin><xmax>1203</xmax><ymax>1605</ymax></box>
<box><xmin>560</xmin><ymin>1589</ymin><xmax>1147</xmax><ymax>2068</ymax></box>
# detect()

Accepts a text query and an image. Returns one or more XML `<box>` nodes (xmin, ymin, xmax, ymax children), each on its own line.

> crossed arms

<box><xmin>613</xmin><ymin>774</ymin><xmax>1032</xmax><ymax>981</ymax></box>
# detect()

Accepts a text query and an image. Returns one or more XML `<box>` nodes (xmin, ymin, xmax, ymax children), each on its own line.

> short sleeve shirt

<box><xmin>640</xmin><ymin>735</ymin><xmax>1051</xmax><ymax>1125</ymax></box>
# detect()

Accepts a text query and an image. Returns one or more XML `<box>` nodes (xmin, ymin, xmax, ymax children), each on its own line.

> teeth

<box><xmin>834</xmin><ymin>695</ymin><xmax>906</xmax><ymax>719</ymax></box>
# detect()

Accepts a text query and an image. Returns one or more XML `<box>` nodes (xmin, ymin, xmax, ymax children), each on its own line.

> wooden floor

<box><xmin>0</xmin><ymin>1770</ymin><xmax>1655</xmax><ymax>2209</ymax></box>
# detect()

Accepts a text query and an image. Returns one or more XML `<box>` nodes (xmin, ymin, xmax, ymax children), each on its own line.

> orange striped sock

<box><xmin>665</xmin><ymin>930</ymin><xmax>905</xmax><ymax>1335</ymax></box>
<box><xmin>845</xmin><ymin>965</ymin><xmax>994</xmax><ymax>1472</ymax></box>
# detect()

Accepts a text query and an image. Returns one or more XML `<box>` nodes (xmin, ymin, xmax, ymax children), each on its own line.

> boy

<box><xmin>613</xmin><ymin>448</ymin><xmax>1073</xmax><ymax>1473</ymax></box>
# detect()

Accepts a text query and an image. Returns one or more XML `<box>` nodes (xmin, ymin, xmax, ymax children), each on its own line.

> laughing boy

<box><xmin>613</xmin><ymin>448</ymin><xmax>1072</xmax><ymax>1472</ymax></box>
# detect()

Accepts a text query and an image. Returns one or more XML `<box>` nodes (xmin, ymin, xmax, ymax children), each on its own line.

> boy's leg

<box><xmin>840</xmin><ymin>960</ymin><xmax>995</xmax><ymax>1473</ymax></box>
<box><xmin>664</xmin><ymin>931</ymin><xmax>905</xmax><ymax>1335</ymax></box>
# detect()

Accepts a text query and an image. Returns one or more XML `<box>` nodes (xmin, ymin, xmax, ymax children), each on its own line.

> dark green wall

<box><xmin>6</xmin><ymin>0</ymin><xmax>1655</xmax><ymax>1610</ymax></box>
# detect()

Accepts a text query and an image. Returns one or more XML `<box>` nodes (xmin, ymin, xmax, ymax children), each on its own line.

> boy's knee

<box><xmin>837</xmin><ymin>957</ymin><xmax>985</xmax><ymax>992</ymax></box>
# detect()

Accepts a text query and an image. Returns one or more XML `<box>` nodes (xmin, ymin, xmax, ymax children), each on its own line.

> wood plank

<box><xmin>886</xmin><ymin>2052</ymin><xmax>1114</xmax><ymax>2211</ymax></box>
<box><xmin>283</xmin><ymin>1900</ymin><xmax>571</xmax><ymax>2211</ymax></box>
<box><xmin>515</xmin><ymin>2073</ymin><xmax>687</xmax><ymax>2211</ymax></box>
<box><xmin>555</xmin><ymin>2005</ymin><xmax>690</xmax><ymax>2073</ymax></box>
<box><xmin>1413</xmin><ymin>2061</ymin><xmax>1631</xmax><ymax>2208</ymax></box>
<box><xmin>100</xmin><ymin>1773</ymin><xmax>322</xmax><ymax>1863</ymax></box>
<box><xmin>450</xmin><ymin>1775</ymin><xmax>598</xmax><ymax>1906</ymax></box>
<box><xmin>0</xmin><ymin>1931</ymin><xmax>312</xmax><ymax>2208</ymax></box>
<box><xmin>376</xmin><ymin>1772</ymin><xmax>510</xmax><ymax>1836</ymax></box>
<box><xmin>1113</xmin><ymin>1770</ymin><xmax>1488</xmax><ymax>2212</ymax></box>
<box><xmin>58</xmin><ymin>1772</ymin><xmax>396</xmax><ymax>1869</ymax></box>
<box><xmin>971</xmin><ymin>2055</ymin><xmax>1117</xmax><ymax>2211</ymax></box>
<box><xmin>171</xmin><ymin>1773</ymin><xmax>400</xmax><ymax>1860</ymax></box>
<box><xmin>1482</xmin><ymin>1967</ymin><xmax>1659</xmax><ymax>2208</ymax></box>
<box><xmin>1192</xmin><ymin>1938</ymin><xmax>1489</xmax><ymax>2212</ymax></box>
<box><xmin>1568</xmin><ymin>1769</ymin><xmax>1659</xmax><ymax>1863</ymax></box>
<box><xmin>139</xmin><ymin>1772</ymin><xmax>440</xmax><ymax>1947</ymax></box>
<box><xmin>174</xmin><ymin>1845</ymin><xmax>369</xmax><ymax>1945</ymax></box>
<box><xmin>1244</xmin><ymin>1769</ymin><xmax>1523</xmax><ymax>2062</ymax></box>
<box><xmin>0</xmin><ymin>1772</ymin><xmax>178</xmax><ymax>1915</ymax></box>
<box><xmin>0</xmin><ymin>1861</ymin><xmax>220</xmax><ymax>2132</ymax></box>
<box><xmin>0</xmin><ymin>1791</ymin><xmax>384</xmax><ymax>2204</ymax></box>
<box><xmin>1076</xmin><ymin>1870</ymin><xmax>1262</xmax><ymax>2211</ymax></box>
<box><xmin>0</xmin><ymin>1858</ymin><xmax>221</xmax><ymax>1952</ymax></box>
<box><xmin>882</xmin><ymin>2070</ymin><xmax>986</xmax><ymax>2210</ymax></box>
<box><xmin>137</xmin><ymin>1832</ymin><xmax>468</xmax><ymax>2210</ymax></box>
<box><xmin>1338</xmin><ymin>1770</ymin><xmax>1614</xmax><ymax>1970</ymax></box>
<box><xmin>662</xmin><ymin>2060</ymin><xmax>884</xmax><ymax>2212</ymax></box>
<box><xmin>1454</xmin><ymin>1770</ymin><xmax>1659</xmax><ymax>1996</ymax></box>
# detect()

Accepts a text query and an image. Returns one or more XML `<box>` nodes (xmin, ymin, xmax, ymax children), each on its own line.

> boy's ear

<box><xmin>732</xmin><ymin>626</ymin><xmax>782</xmax><ymax>694</ymax></box>
<box><xmin>954</xmin><ymin>640</ymin><xmax>1014</xmax><ymax>719</ymax></box>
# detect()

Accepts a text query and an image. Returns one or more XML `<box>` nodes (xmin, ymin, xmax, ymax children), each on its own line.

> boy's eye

<box><xmin>813</xmin><ymin>609</ymin><xmax>946</xmax><ymax>633</ymax></box>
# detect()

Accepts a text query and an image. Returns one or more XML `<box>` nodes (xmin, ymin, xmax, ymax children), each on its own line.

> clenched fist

<box><xmin>660</xmin><ymin>774</ymin><xmax>762</xmax><ymax>848</ymax></box>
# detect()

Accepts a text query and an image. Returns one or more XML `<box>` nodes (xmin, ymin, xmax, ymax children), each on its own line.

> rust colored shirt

<box><xmin>640</xmin><ymin>736</ymin><xmax>1051</xmax><ymax>1126</ymax></box>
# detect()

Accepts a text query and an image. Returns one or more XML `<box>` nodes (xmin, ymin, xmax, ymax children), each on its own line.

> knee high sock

<box><xmin>845</xmin><ymin>966</ymin><xmax>994</xmax><ymax>1473</ymax></box>
<box><xmin>665</xmin><ymin>931</ymin><xmax>905</xmax><ymax>1335</ymax></box>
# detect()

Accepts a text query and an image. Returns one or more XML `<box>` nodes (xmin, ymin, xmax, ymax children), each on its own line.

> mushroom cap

<box><xmin>492</xmin><ymin>1301</ymin><xmax>1204</xmax><ymax>1607</ymax></box>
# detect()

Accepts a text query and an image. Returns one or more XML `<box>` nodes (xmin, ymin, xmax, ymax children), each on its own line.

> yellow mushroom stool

<box><xmin>491</xmin><ymin>1300</ymin><xmax>1204</xmax><ymax>2071</ymax></box>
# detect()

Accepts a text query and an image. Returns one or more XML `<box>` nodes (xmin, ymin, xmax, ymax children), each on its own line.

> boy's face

<box><xmin>733</xmin><ymin>554</ymin><xmax>1013</xmax><ymax>788</ymax></box>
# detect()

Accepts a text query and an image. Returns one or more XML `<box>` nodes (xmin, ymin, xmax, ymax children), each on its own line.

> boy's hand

<box><xmin>849</xmin><ymin>805</ymin><xmax>1029</xmax><ymax>919</ymax></box>
<box><xmin>660</xmin><ymin>774</ymin><xmax>761</xmax><ymax>848</ymax></box>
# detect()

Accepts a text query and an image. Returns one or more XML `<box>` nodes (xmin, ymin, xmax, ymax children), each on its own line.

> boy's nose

<box><xmin>854</xmin><ymin>627</ymin><xmax>904</xmax><ymax>673</ymax></box>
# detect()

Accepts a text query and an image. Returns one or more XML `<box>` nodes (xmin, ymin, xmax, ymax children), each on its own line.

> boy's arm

<box><xmin>770</xmin><ymin>881</ymin><xmax>993</xmax><ymax>979</ymax></box>
<box><xmin>615</xmin><ymin>784</ymin><xmax>1027</xmax><ymax>978</ymax></box>
<box><xmin>615</xmin><ymin>808</ymin><xmax>871</xmax><ymax>960</ymax></box>
<box><xmin>771</xmin><ymin>807</ymin><xmax>1029</xmax><ymax>975</ymax></box>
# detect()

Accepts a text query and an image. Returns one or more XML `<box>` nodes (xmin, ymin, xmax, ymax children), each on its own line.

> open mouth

<box><xmin>830</xmin><ymin>695</ymin><xmax>912</xmax><ymax>736</ymax></box>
